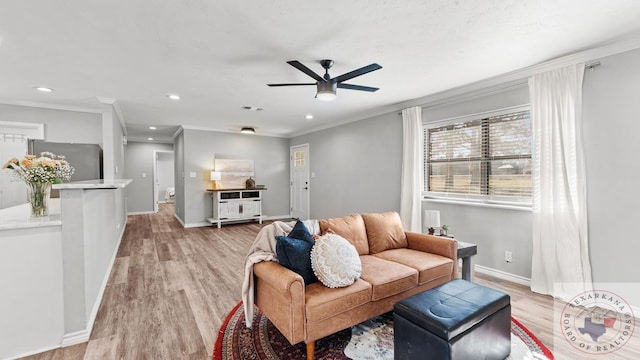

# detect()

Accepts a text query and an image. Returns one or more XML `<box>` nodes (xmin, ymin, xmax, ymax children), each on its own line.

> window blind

<box><xmin>424</xmin><ymin>109</ymin><xmax>532</xmax><ymax>203</ymax></box>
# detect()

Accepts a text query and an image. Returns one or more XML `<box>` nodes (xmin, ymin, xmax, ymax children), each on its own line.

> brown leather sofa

<box><xmin>252</xmin><ymin>212</ymin><xmax>458</xmax><ymax>360</ymax></box>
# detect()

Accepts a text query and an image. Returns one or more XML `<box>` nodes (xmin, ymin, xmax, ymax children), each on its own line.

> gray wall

<box><xmin>422</xmin><ymin>49</ymin><xmax>640</xmax><ymax>282</ymax></box>
<box><xmin>290</xmin><ymin>112</ymin><xmax>403</xmax><ymax>219</ymax></box>
<box><xmin>124</xmin><ymin>141</ymin><xmax>174</xmax><ymax>213</ymax></box>
<box><xmin>290</xmin><ymin>48</ymin><xmax>640</xmax><ymax>286</ymax></box>
<box><xmin>179</xmin><ymin>129</ymin><xmax>290</xmax><ymax>226</ymax></box>
<box><xmin>174</xmin><ymin>131</ymin><xmax>186</xmax><ymax>222</ymax></box>
<box><xmin>101</xmin><ymin>104</ymin><xmax>126</xmax><ymax>180</ymax></box>
<box><xmin>421</xmin><ymin>85</ymin><xmax>532</xmax><ymax>278</ymax></box>
<box><xmin>0</xmin><ymin>104</ymin><xmax>102</xmax><ymax>144</ymax></box>
<box><xmin>583</xmin><ymin>48</ymin><xmax>640</xmax><ymax>284</ymax></box>
<box><xmin>112</xmin><ymin>109</ymin><xmax>125</xmax><ymax>179</ymax></box>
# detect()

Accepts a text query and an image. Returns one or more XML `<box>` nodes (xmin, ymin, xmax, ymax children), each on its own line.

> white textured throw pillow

<box><xmin>311</xmin><ymin>233</ymin><xmax>362</xmax><ymax>288</ymax></box>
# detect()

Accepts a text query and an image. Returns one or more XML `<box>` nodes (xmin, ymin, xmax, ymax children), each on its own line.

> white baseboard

<box><xmin>474</xmin><ymin>265</ymin><xmax>531</xmax><ymax>287</ymax></box>
<box><xmin>184</xmin><ymin>221</ymin><xmax>212</xmax><ymax>228</ymax></box>
<box><xmin>474</xmin><ymin>268</ymin><xmax>640</xmax><ymax>314</ymax></box>
<box><xmin>127</xmin><ymin>210</ymin><xmax>154</xmax><ymax>215</ymax></box>
<box><xmin>173</xmin><ymin>213</ymin><xmax>185</xmax><ymax>227</ymax></box>
<box><xmin>61</xmin><ymin>329</ymin><xmax>90</xmax><ymax>347</ymax></box>
<box><xmin>176</xmin><ymin>214</ymin><xmax>212</xmax><ymax>228</ymax></box>
<box><xmin>263</xmin><ymin>214</ymin><xmax>293</xmax><ymax>221</ymax></box>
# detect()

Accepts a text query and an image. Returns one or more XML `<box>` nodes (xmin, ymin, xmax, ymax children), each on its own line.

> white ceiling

<box><xmin>2</xmin><ymin>1</ymin><xmax>640</xmax><ymax>142</ymax></box>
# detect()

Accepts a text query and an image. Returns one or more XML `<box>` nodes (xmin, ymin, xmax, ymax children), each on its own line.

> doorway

<box><xmin>0</xmin><ymin>134</ymin><xmax>28</xmax><ymax>209</ymax></box>
<box><xmin>0</xmin><ymin>122</ymin><xmax>44</xmax><ymax>209</ymax></box>
<box><xmin>153</xmin><ymin>150</ymin><xmax>175</xmax><ymax>213</ymax></box>
<box><xmin>290</xmin><ymin>144</ymin><xmax>310</xmax><ymax>220</ymax></box>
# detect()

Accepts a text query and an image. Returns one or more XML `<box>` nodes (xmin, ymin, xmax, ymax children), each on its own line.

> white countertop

<box><xmin>53</xmin><ymin>179</ymin><xmax>132</xmax><ymax>190</ymax></box>
<box><xmin>1</xmin><ymin>179</ymin><xmax>131</xmax><ymax>231</ymax></box>
<box><xmin>0</xmin><ymin>199</ymin><xmax>62</xmax><ymax>230</ymax></box>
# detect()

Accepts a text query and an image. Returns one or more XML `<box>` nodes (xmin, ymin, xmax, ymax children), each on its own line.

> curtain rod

<box><xmin>585</xmin><ymin>61</ymin><xmax>601</xmax><ymax>71</ymax></box>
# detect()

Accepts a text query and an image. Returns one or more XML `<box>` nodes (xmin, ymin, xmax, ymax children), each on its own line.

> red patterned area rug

<box><xmin>213</xmin><ymin>302</ymin><xmax>554</xmax><ymax>360</ymax></box>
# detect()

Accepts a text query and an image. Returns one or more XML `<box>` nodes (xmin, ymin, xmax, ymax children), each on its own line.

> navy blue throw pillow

<box><xmin>275</xmin><ymin>220</ymin><xmax>317</xmax><ymax>285</ymax></box>
<box><xmin>276</xmin><ymin>236</ymin><xmax>317</xmax><ymax>285</ymax></box>
<box><xmin>288</xmin><ymin>220</ymin><xmax>315</xmax><ymax>243</ymax></box>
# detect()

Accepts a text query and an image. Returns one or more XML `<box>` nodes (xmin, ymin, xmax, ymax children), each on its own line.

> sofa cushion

<box><xmin>319</xmin><ymin>214</ymin><xmax>369</xmax><ymax>255</ymax></box>
<box><xmin>311</xmin><ymin>233</ymin><xmax>362</xmax><ymax>288</ymax></box>
<box><xmin>373</xmin><ymin>248</ymin><xmax>454</xmax><ymax>285</ymax></box>
<box><xmin>305</xmin><ymin>278</ymin><xmax>372</xmax><ymax>322</ymax></box>
<box><xmin>362</xmin><ymin>212</ymin><xmax>407</xmax><ymax>254</ymax></box>
<box><xmin>359</xmin><ymin>255</ymin><xmax>418</xmax><ymax>301</ymax></box>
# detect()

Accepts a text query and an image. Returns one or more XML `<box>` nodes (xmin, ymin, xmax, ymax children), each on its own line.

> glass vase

<box><xmin>27</xmin><ymin>181</ymin><xmax>52</xmax><ymax>217</ymax></box>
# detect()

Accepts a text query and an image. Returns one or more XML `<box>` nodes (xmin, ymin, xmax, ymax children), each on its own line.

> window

<box><xmin>423</xmin><ymin>107</ymin><xmax>532</xmax><ymax>205</ymax></box>
<box><xmin>294</xmin><ymin>151</ymin><xmax>305</xmax><ymax>167</ymax></box>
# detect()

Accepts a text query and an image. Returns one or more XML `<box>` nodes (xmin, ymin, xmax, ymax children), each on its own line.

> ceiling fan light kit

<box><xmin>268</xmin><ymin>59</ymin><xmax>381</xmax><ymax>100</ymax></box>
<box><xmin>315</xmin><ymin>80</ymin><xmax>337</xmax><ymax>101</ymax></box>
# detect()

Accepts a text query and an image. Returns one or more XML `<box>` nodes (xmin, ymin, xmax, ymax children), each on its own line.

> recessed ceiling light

<box><xmin>240</xmin><ymin>127</ymin><xmax>256</xmax><ymax>134</ymax></box>
<box><xmin>305</xmin><ymin>114</ymin><xmax>313</xmax><ymax>120</ymax></box>
<box><xmin>147</xmin><ymin>137</ymin><xmax>154</xmax><ymax>141</ymax></box>
<box><xmin>167</xmin><ymin>94</ymin><xmax>180</xmax><ymax>100</ymax></box>
<box><xmin>149</xmin><ymin>126</ymin><xmax>157</xmax><ymax>130</ymax></box>
<box><xmin>35</xmin><ymin>86</ymin><xmax>54</xmax><ymax>92</ymax></box>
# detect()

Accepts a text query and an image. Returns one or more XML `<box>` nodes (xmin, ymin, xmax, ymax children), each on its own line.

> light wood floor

<box><xmin>22</xmin><ymin>204</ymin><xmax>639</xmax><ymax>359</ymax></box>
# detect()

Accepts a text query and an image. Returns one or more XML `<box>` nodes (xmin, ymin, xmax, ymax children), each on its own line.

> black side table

<box><xmin>456</xmin><ymin>240</ymin><xmax>478</xmax><ymax>281</ymax></box>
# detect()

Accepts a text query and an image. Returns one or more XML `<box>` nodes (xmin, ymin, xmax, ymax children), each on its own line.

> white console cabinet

<box><xmin>206</xmin><ymin>189</ymin><xmax>265</xmax><ymax>228</ymax></box>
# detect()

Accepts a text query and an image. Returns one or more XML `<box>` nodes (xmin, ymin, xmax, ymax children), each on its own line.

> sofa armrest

<box><xmin>254</xmin><ymin>261</ymin><xmax>305</xmax><ymax>295</ymax></box>
<box><xmin>253</xmin><ymin>261</ymin><xmax>306</xmax><ymax>344</ymax></box>
<box><xmin>406</xmin><ymin>232</ymin><xmax>458</xmax><ymax>277</ymax></box>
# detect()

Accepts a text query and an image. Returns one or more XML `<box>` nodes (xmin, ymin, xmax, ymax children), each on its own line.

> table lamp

<box><xmin>423</xmin><ymin>210</ymin><xmax>440</xmax><ymax>235</ymax></box>
<box><xmin>210</xmin><ymin>171</ymin><xmax>222</xmax><ymax>189</ymax></box>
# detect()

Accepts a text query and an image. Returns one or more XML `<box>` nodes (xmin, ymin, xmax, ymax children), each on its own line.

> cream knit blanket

<box><xmin>241</xmin><ymin>219</ymin><xmax>319</xmax><ymax>327</ymax></box>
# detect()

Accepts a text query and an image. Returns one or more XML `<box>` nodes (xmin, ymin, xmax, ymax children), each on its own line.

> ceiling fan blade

<box><xmin>287</xmin><ymin>60</ymin><xmax>324</xmax><ymax>82</ymax></box>
<box><xmin>333</xmin><ymin>63</ymin><xmax>382</xmax><ymax>83</ymax></box>
<box><xmin>337</xmin><ymin>83</ymin><xmax>379</xmax><ymax>92</ymax></box>
<box><xmin>267</xmin><ymin>83</ymin><xmax>316</xmax><ymax>87</ymax></box>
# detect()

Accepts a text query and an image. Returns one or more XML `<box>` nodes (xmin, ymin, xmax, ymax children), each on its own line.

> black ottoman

<box><xmin>394</xmin><ymin>279</ymin><xmax>511</xmax><ymax>360</ymax></box>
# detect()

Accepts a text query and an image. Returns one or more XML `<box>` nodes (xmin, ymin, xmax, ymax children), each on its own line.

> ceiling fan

<box><xmin>267</xmin><ymin>59</ymin><xmax>382</xmax><ymax>101</ymax></box>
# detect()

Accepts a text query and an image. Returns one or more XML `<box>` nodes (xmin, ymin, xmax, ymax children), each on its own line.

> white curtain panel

<box><xmin>400</xmin><ymin>106</ymin><xmax>423</xmax><ymax>233</ymax></box>
<box><xmin>529</xmin><ymin>63</ymin><xmax>593</xmax><ymax>301</ymax></box>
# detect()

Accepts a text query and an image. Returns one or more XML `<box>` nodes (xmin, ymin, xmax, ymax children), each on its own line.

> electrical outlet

<box><xmin>505</xmin><ymin>251</ymin><xmax>513</xmax><ymax>263</ymax></box>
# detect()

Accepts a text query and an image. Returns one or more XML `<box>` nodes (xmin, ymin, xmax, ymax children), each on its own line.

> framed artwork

<box><xmin>214</xmin><ymin>159</ymin><xmax>254</xmax><ymax>188</ymax></box>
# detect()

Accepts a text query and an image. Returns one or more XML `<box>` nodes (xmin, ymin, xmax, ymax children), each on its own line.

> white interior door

<box><xmin>290</xmin><ymin>144</ymin><xmax>310</xmax><ymax>220</ymax></box>
<box><xmin>0</xmin><ymin>134</ymin><xmax>28</xmax><ymax>209</ymax></box>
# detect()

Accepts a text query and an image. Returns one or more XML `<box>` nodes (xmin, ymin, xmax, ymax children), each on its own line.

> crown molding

<box><xmin>172</xmin><ymin>126</ymin><xmax>184</xmax><ymax>140</ymax></box>
<box><xmin>96</xmin><ymin>97</ymin><xmax>128</xmax><ymax>136</ymax></box>
<box><xmin>289</xmin><ymin>32</ymin><xmax>640</xmax><ymax>138</ymax></box>
<box><xmin>96</xmin><ymin>97</ymin><xmax>116</xmax><ymax>104</ymax></box>
<box><xmin>0</xmin><ymin>98</ymin><xmax>100</xmax><ymax>114</ymax></box>
<box><xmin>180</xmin><ymin>124</ymin><xmax>288</xmax><ymax>138</ymax></box>
<box><xmin>389</xmin><ymin>32</ymin><xmax>640</xmax><ymax>113</ymax></box>
<box><xmin>126</xmin><ymin>136</ymin><xmax>174</xmax><ymax>144</ymax></box>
